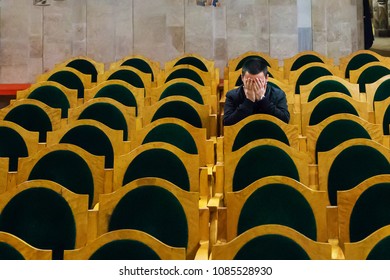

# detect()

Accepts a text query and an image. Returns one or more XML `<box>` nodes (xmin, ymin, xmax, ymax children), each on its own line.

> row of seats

<box><xmin>216</xmin><ymin>47</ymin><xmax>390</xmax><ymax>260</ymax></box>
<box><xmin>0</xmin><ymin>51</ymin><xmax>390</xmax><ymax>260</ymax></box>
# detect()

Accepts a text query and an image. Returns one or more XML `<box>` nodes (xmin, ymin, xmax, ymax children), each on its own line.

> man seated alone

<box><xmin>223</xmin><ymin>58</ymin><xmax>290</xmax><ymax>126</ymax></box>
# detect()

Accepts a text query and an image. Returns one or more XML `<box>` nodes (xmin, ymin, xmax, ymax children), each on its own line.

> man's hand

<box><xmin>243</xmin><ymin>78</ymin><xmax>256</xmax><ymax>102</ymax></box>
<box><xmin>244</xmin><ymin>78</ymin><xmax>267</xmax><ymax>102</ymax></box>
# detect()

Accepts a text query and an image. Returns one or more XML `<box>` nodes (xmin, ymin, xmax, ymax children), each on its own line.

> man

<box><xmin>223</xmin><ymin>58</ymin><xmax>290</xmax><ymax>126</ymax></box>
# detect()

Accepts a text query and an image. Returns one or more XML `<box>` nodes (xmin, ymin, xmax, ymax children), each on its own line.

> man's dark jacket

<box><xmin>223</xmin><ymin>85</ymin><xmax>290</xmax><ymax>126</ymax></box>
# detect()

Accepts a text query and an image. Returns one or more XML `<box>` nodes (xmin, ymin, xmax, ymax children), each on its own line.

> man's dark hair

<box><xmin>241</xmin><ymin>58</ymin><xmax>268</xmax><ymax>76</ymax></box>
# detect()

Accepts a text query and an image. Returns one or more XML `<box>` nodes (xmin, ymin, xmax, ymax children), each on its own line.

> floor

<box><xmin>370</xmin><ymin>36</ymin><xmax>390</xmax><ymax>56</ymax></box>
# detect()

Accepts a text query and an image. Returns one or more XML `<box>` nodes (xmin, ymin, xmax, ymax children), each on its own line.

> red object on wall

<box><xmin>0</xmin><ymin>84</ymin><xmax>31</xmax><ymax>96</ymax></box>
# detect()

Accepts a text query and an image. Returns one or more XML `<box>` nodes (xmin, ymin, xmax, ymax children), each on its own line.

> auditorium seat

<box><xmin>97</xmin><ymin>177</ymin><xmax>207</xmax><ymax>259</ymax></box>
<box><xmin>64</xmin><ymin>229</ymin><xmax>186</xmax><ymax>260</ymax></box>
<box><xmin>0</xmin><ymin>179</ymin><xmax>89</xmax><ymax>259</ymax></box>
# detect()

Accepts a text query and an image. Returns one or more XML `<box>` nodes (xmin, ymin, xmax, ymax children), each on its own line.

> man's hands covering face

<box><xmin>243</xmin><ymin>77</ymin><xmax>267</xmax><ymax>102</ymax></box>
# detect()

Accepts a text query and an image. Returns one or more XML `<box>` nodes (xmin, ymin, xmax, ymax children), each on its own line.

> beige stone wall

<box><xmin>0</xmin><ymin>0</ymin><xmax>364</xmax><ymax>83</ymax></box>
<box><xmin>312</xmin><ymin>0</ymin><xmax>363</xmax><ymax>63</ymax></box>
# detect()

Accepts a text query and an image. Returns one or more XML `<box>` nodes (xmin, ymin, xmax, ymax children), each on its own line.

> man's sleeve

<box><xmin>223</xmin><ymin>91</ymin><xmax>255</xmax><ymax>126</ymax></box>
<box><xmin>256</xmin><ymin>89</ymin><xmax>290</xmax><ymax>123</ymax></box>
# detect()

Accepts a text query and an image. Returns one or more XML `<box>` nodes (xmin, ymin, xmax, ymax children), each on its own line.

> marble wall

<box><xmin>0</xmin><ymin>0</ymin><xmax>364</xmax><ymax>83</ymax></box>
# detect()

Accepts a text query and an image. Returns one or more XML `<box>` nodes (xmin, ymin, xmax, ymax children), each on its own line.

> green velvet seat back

<box><xmin>315</xmin><ymin>120</ymin><xmax>371</xmax><ymax>162</ymax></box>
<box><xmin>367</xmin><ymin>236</ymin><xmax>390</xmax><ymax>260</ymax></box>
<box><xmin>0</xmin><ymin>242</ymin><xmax>25</xmax><ymax>260</ymax></box>
<box><xmin>235</xmin><ymin>56</ymin><xmax>271</xmax><ymax>71</ymax></box>
<box><xmin>48</xmin><ymin>70</ymin><xmax>84</xmax><ymax>98</ymax></box>
<box><xmin>174</xmin><ymin>57</ymin><xmax>208</xmax><ymax>72</ymax></box>
<box><xmin>151</xmin><ymin>101</ymin><xmax>202</xmax><ymax>128</ymax></box>
<box><xmin>28</xmin><ymin>85</ymin><xmax>71</xmax><ymax>118</ymax></box>
<box><xmin>233</xmin><ymin>145</ymin><xmax>300</xmax><ymax>192</ymax></box>
<box><xmin>28</xmin><ymin>150</ymin><xmax>95</xmax><ymax>208</ymax></box>
<box><xmin>165</xmin><ymin>69</ymin><xmax>204</xmax><ymax>86</ymax></box>
<box><xmin>108</xmin><ymin>186</ymin><xmax>188</xmax><ymax>248</ymax></box>
<box><xmin>328</xmin><ymin>146</ymin><xmax>390</xmax><ymax>205</ymax></box>
<box><xmin>308</xmin><ymin>80</ymin><xmax>352</xmax><ymax>102</ymax></box>
<box><xmin>232</xmin><ymin>120</ymin><xmax>290</xmax><ymax>151</ymax></box>
<box><xmin>4</xmin><ymin>104</ymin><xmax>52</xmax><ymax>142</ymax></box>
<box><xmin>383</xmin><ymin>107</ymin><xmax>390</xmax><ymax>135</ymax></box>
<box><xmin>345</xmin><ymin>54</ymin><xmax>379</xmax><ymax>78</ymax></box>
<box><xmin>295</xmin><ymin>66</ymin><xmax>333</xmax><ymax>94</ymax></box>
<box><xmin>78</xmin><ymin>103</ymin><xmax>129</xmax><ymax>141</ymax></box>
<box><xmin>159</xmin><ymin>83</ymin><xmax>204</xmax><ymax>104</ymax></box>
<box><xmin>60</xmin><ymin>125</ymin><xmax>114</xmax><ymax>169</ymax></box>
<box><xmin>309</xmin><ymin>98</ymin><xmax>359</xmax><ymax>126</ymax></box>
<box><xmin>108</xmin><ymin>69</ymin><xmax>145</xmax><ymax>88</ymax></box>
<box><xmin>142</xmin><ymin>124</ymin><xmax>198</xmax><ymax>155</ymax></box>
<box><xmin>234</xmin><ymin>234</ymin><xmax>310</xmax><ymax>260</ymax></box>
<box><xmin>121</xmin><ymin>58</ymin><xmax>155</xmax><ymax>81</ymax></box>
<box><xmin>89</xmin><ymin>239</ymin><xmax>160</xmax><ymax>260</ymax></box>
<box><xmin>238</xmin><ymin>184</ymin><xmax>317</xmax><ymax>240</ymax></box>
<box><xmin>67</xmin><ymin>59</ymin><xmax>98</xmax><ymax>83</ymax></box>
<box><xmin>0</xmin><ymin>187</ymin><xmax>76</xmax><ymax>260</ymax></box>
<box><xmin>290</xmin><ymin>55</ymin><xmax>324</xmax><ymax>71</ymax></box>
<box><xmin>123</xmin><ymin>149</ymin><xmax>190</xmax><ymax>191</ymax></box>
<box><xmin>372</xmin><ymin>79</ymin><xmax>390</xmax><ymax>102</ymax></box>
<box><xmin>0</xmin><ymin>126</ymin><xmax>29</xmax><ymax>172</ymax></box>
<box><xmin>95</xmin><ymin>84</ymin><xmax>138</xmax><ymax>115</ymax></box>
<box><xmin>357</xmin><ymin>65</ymin><xmax>390</xmax><ymax>92</ymax></box>
<box><xmin>349</xmin><ymin>183</ymin><xmax>390</xmax><ymax>242</ymax></box>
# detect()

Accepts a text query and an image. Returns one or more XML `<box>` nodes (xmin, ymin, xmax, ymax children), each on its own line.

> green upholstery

<box><xmin>159</xmin><ymin>83</ymin><xmax>204</xmax><ymax>104</ymax></box>
<box><xmin>372</xmin><ymin>79</ymin><xmax>390</xmax><ymax>102</ymax></box>
<box><xmin>165</xmin><ymin>69</ymin><xmax>204</xmax><ymax>86</ymax></box>
<box><xmin>108</xmin><ymin>186</ymin><xmax>188</xmax><ymax>248</ymax></box>
<box><xmin>345</xmin><ymin>54</ymin><xmax>379</xmax><ymax>78</ymax></box>
<box><xmin>78</xmin><ymin>103</ymin><xmax>129</xmax><ymax>141</ymax></box>
<box><xmin>232</xmin><ymin>120</ymin><xmax>290</xmax><ymax>151</ymax></box>
<box><xmin>233</xmin><ymin>145</ymin><xmax>300</xmax><ymax>192</ymax></box>
<box><xmin>94</xmin><ymin>84</ymin><xmax>138</xmax><ymax>115</ymax></box>
<box><xmin>28</xmin><ymin>85</ymin><xmax>71</xmax><ymax>118</ymax></box>
<box><xmin>142</xmin><ymin>124</ymin><xmax>198</xmax><ymax>155</ymax></box>
<box><xmin>290</xmin><ymin>55</ymin><xmax>324</xmax><ymax>71</ymax></box>
<box><xmin>67</xmin><ymin>59</ymin><xmax>98</xmax><ymax>83</ymax></box>
<box><xmin>0</xmin><ymin>126</ymin><xmax>29</xmax><ymax>172</ymax></box>
<box><xmin>238</xmin><ymin>184</ymin><xmax>316</xmax><ymax>240</ymax></box>
<box><xmin>234</xmin><ymin>235</ymin><xmax>310</xmax><ymax>260</ymax></box>
<box><xmin>89</xmin><ymin>239</ymin><xmax>160</xmax><ymax>260</ymax></box>
<box><xmin>308</xmin><ymin>80</ymin><xmax>352</xmax><ymax>102</ymax></box>
<box><xmin>295</xmin><ymin>66</ymin><xmax>333</xmax><ymax>94</ymax></box>
<box><xmin>383</xmin><ymin>107</ymin><xmax>390</xmax><ymax>135</ymax></box>
<box><xmin>48</xmin><ymin>70</ymin><xmax>84</xmax><ymax>98</ymax></box>
<box><xmin>234</xmin><ymin>76</ymin><xmax>242</xmax><ymax>87</ymax></box>
<box><xmin>28</xmin><ymin>150</ymin><xmax>95</xmax><ymax>208</ymax></box>
<box><xmin>0</xmin><ymin>187</ymin><xmax>76</xmax><ymax>260</ymax></box>
<box><xmin>0</xmin><ymin>242</ymin><xmax>25</xmax><ymax>260</ymax></box>
<box><xmin>234</xmin><ymin>55</ymin><xmax>271</xmax><ymax>71</ymax></box>
<box><xmin>4</xmin><ymin>104</ymin><xmax>52</xmax><ymax>142</ymax></box>
<box><xmin>357</xmin><ymin>65</ymin><xmax>390</xmax><ymax>92</ymax></box>
<box><xmin>367</xmin><ymin>236</ymin><xmax>390</xmax><ymax>260</ymax></box>
<box><xmin>121</xmin><ymin>58</ymin><xmax>155</xmax><ymax>81</ymax></box>
<box><xmin>122</xmin><ymin>149</ymin><xmax>190</xmax><ymax>191</ymax></box>
<box><xmin>174</xmin><ymin>57</ymin><xmax>208</xmax><ymax>72</ymax></box>
<box><xmin>315</xmin><ymin>120</ymin><xmax>371</xmax><ymax>162</ymax></box>
<box><xmin>309</xmin><ymin>98</ymin><xmax>359</xmax><ymax>126</ymax></box>
<box><xmin>108</xmin><ymin>69</ymin><xmax>145</xmax><ymax>88</ymax></box>
<box><xmin>151</xmin><ymin>101</ymin><xmax>202</xmax><ymax>128</ymax></box>
<box><xmin>328</xmin><ymin>146</ymin><xmax>390</xmax><ymax>205</ymax></box>
<box><xmin>60</xmin><ymin>125</ymin><xmax>114</xmax><ymax>169</ymax></box>
<box><xmin>349</xmin><ymin>183</ymin><xmax>390</xmax><ymax>242</ymax></box>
